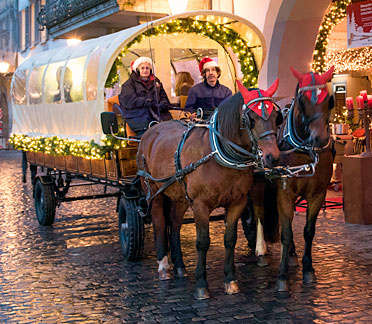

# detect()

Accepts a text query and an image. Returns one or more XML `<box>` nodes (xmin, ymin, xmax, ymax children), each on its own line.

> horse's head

<box><xmin>290</xmin><ymin>66</ymin><xmax>335</xmax><ymax>148</ymax></box>
<box><xmin>236</xmin><ymin>79</ymin><xmax>282</xmax><ymax>168</ymax></box>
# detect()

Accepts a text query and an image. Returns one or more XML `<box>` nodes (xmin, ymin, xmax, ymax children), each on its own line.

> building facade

<box><xmin>0</xmin><ymin>0</ymin><xmax>365</xmax><ymax>148</ymax></box>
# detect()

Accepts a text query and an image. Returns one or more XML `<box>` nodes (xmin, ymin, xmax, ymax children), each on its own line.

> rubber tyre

<box><xmin>34</xmin><ymin>179</ymin><xmax>56</xmax><ymax>226</ymax></box>
<box><xmin>118</xmin><ymin>196</ymin><xmax>144</xmax><ymax>261</ymax></box>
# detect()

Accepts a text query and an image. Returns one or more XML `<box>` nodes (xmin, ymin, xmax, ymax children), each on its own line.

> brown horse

<box><xmin>247</xmin><ymin>66</ymin><xmax>335</xmax><ymax>292</ymax></box>
<box><xmin>137</xmin><ymin>80</ymin><xmax>281</xmax><ymax>299</ymax></box>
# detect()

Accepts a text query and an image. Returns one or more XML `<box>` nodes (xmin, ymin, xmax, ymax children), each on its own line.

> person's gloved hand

<box><xmin>158</xmin><ymin>101</ymin><xmax>169</xmax><ymax>112</ymax></box>
<box><xmin>144</xmin><ymin>98</ymin><xmax>153</xmax><ymax>108</ymax></box>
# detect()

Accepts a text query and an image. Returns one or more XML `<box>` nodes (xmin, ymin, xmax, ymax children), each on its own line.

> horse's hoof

<box><xmin>224</xmin><ymin>280</ymin><xmax>240</xmax><ymax>295</ymax></box>
<box><xmin>303</xmin><ymin>271</ymin><xmax>316</xmax><ymax>284</ymax></box>
<box><xmin>174</xmin><ymin>267</ymin><xmax>188</xmax><ymax>278</ymax></box>
<box><xmin>158</xmin><ymin>269</ymin><xmax>172</xmax><ymax>281</ymax></box>
<box><xmin>194</xmin><ymin>287</ymin><xmax>210</xmax><ymax>300</ymax></box>
<box><xmin>288</xmin><ymin>255</ymin><xmax>299</xmax><ymax>267</ymax></box>
<box><xmin>276</xmin><ymin>279</ymin><xmax>289</xmax><ymax>292</ymax></box>
<box><xmin>257</xmin><ymin>255</ymin><xmax>269</xmax><ymax>267</ymax></box>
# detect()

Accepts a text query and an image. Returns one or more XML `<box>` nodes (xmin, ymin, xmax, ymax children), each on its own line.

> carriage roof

<box><xmin>10</xmin><ymin>10</ymin><xmax>265</xmax><ymax>144</ymax></box>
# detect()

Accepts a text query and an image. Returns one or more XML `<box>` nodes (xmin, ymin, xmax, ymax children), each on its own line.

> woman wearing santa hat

<box><xmin>185</xmin><ymin>57</ymin><xmax>232</xmax><ymax>119</ymax></box>
<box><xmin>118</xmin><ymin>56</ymin><xmax>171</xmax><ymax>135</ymax></box>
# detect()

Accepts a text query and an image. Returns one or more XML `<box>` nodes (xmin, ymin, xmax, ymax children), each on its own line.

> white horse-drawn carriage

<box><xmin>10</xmin><ymin>10</ymin><xmax>266</xmax><ymax>261</ymax></box>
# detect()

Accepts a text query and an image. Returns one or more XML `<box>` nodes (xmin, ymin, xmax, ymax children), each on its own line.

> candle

<box><xmin>368</xmin><ymin>95</ymin><xmax>372</xmax><ymax>108</ymax></box>
<box><xmin>357</xmin><ymin>95</ymin><xmax>364</xmax><ymax>109</ymax></box>
<box><xmin>346</xmin><ymin>97</ymin><xmax>353</xmax><ymax>110</ymax></box>
<box><xmin>360</xmin><ymin>90</ymin><xmax>368</xmax><ymax>101</ymax></box>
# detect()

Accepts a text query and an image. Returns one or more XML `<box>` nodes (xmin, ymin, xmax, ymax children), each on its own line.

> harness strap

<box><xmin>137</xmin><ymin>151</ymin><xmax>216</xmax><ymax>202</ymax></box>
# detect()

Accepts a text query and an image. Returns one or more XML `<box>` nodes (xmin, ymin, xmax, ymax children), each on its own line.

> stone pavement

<box><xmin>0</xmin><ymin>150</ymin><xmax>371</xmax><ymax>323</ymax></box>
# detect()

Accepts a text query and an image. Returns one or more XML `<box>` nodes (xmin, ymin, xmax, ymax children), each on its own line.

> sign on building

<box><xmin>347</xmin><ymin>0</ymin><xmax>372</xmax><ymax>48</ymax></box>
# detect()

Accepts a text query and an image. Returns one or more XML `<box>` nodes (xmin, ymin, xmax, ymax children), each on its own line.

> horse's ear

<box><xmin>290</xmin><ymin>66</ymin><xmax>303</xmax><ymax>81</ymax></box>
<box><xmin>266</xmin><ymin>78</ymin><xmax>279</xmax><ymax>97</ymax></box>
<box><xmin>321</xmin><ymin>66</ymin><xmax>335</xmax><ymax>82</ymax></box>
<box><xmin>236</xmin><ymin>80</ymin><xmax>253</xmax><ymax>104</ymax></box>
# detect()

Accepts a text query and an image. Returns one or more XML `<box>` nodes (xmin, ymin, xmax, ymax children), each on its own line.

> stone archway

<box><xmin>258</xmin><ymin>0</ymin><xmax>331</xmax><ymax>105</ymax></box>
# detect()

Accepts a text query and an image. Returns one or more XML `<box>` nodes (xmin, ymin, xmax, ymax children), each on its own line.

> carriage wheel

<box><xmin>118</xmin><ymin>196</ymin><xmax>144</xmax><ymax>261</ymax></box>
<box><xmin>34</xmin><ymin>179</ymin><xmax>56</xmax><ymax>226</ymax></box>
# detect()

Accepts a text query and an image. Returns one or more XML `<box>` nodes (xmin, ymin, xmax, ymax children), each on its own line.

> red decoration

<box><xmin>360</xmin><ymin>90</ymin><xmax>368</xmax><ymax>101</ymax></box>
<box><xmin>346</xmin><ymin>97</ymin><xmax>353</xmax><ymax>110</ymax></box>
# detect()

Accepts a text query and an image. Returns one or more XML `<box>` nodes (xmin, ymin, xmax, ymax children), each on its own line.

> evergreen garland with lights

<box><xmin>106</xmin><ymin>18</ymin><xmax>259</xmax><ymax>88</ymax></box>
<box><xmin>312</xmin><ymin>0</ymin><xmax>351</xmax><ymax>73</ymax></box>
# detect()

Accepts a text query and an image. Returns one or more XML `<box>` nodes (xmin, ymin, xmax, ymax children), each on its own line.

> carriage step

<box><xmin>183</xmin><ymin>213</ymin><xmax>225</xmax><ymax>224</ymax></box>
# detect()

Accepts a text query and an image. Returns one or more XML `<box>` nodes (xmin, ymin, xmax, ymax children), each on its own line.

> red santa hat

<box><xmin>130</xmin><ymin>60</ymin><xmax>135</xmax><ymax>71</ymax></box>
<box><xmin>132</xmin><ymin>57</ymin><xmax>153</xmax><ymax>72</ymax></box>
<box><xmin>199</xmin><ymin>57</ymin><xmax>218</xmax><ymax>74</ymax></box>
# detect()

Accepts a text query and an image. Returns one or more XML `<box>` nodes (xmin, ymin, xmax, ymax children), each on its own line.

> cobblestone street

<box><xmin>0</xmin><ymin>150</ymin><xmax>371</xmax><ymax>323</ymax></box>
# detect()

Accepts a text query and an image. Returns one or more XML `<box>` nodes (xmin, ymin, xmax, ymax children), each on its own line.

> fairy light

<box><xmin>312</xmin><ymin>0</ymin><xmax>351</xmax><ymax>73</ymax></box>
<box><xmin>326</xmin><ymin>47</ymin><xmax>372</xmax><ymax>73</ymax></box>
<box><xmin>9</xmin><ymin>131</ymin><xmax>128</xmax><ymax>160</ymax></box>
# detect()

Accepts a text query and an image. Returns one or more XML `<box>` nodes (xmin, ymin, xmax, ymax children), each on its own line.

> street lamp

<box><xmin>0</xmin><ymin>61</ymin><xmax>10</xmax><ymax>74</ymax></box>
<box><xmin>168</xmin><ymin>0</ymin><xmax>188</xmax><ymax>15</ymax></box>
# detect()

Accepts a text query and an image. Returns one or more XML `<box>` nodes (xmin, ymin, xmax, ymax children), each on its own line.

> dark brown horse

<box><xmin>247</xmin><ymin>66</ymin><xmax>335</xmax><ymax>292</ymax></box>
<box><xmin>137</xmin><ymin>80</ymin><xmax>281</xmax><ymax>299</ymax></box>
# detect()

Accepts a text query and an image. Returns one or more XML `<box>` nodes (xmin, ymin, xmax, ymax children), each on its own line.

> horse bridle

<box><xmin>281</xmin><ymin>83</ymin><xmax>331</xmax><ymax>153</ymax></box>
<box><xmin>242</xmin><ymin>96</ymin><xmax>281</xmax><ymax>141</ymax></box>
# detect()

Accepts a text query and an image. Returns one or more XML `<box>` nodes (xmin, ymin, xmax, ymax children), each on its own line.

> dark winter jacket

<box><xmin>185</xmin><ymin>80</ymin><xmax>232</xmax><ymax>117</ymax></box>
<box><xmin>118</xmin><ymin>72</ymin><xmax>172</xmax><ymax>134</ymax></box>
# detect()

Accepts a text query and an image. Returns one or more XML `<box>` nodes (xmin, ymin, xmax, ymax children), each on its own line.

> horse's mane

<box><xmin>217</xmin><ymin>92</ymin><xmax>244</xmax><ymax>142</ymax></box>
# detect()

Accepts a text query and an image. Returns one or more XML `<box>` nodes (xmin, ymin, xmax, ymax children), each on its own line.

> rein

<box><xmin>138</xmin><ymin>107</ymin><xmax>267</xmax><ymax>203</ymax></box>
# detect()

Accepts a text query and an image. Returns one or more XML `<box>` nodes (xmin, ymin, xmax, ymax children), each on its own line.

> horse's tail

<box><xmin>263</xmin><ymin>180</ymin><xmax>280</xmax><ymax>243</ymax></box>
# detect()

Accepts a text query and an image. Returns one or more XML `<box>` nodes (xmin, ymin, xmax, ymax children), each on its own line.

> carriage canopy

<box><xmin>11</xmin><ymin>10</ymin><xmax>265</xmax><ymax>143</ymax></box>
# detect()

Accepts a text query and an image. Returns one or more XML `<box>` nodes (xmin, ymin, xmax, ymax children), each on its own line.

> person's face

<box><xmin>205</xmin><ymin>66</ymin><xmax>218</xmax><ymax>86</ymax></box>
<box><xmin>139</xmin><ymin>63</ymin><xmax>151</xmax><ymax>78</ymax></box>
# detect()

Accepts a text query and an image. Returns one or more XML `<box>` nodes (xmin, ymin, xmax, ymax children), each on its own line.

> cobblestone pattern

<box><xmin>0</xmin><ymin>151</ymin><xmax>371</xmax><ymax>323</ymax></box>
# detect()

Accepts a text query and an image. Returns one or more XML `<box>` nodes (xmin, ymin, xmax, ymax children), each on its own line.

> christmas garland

<box><xmin>9</xmin><ymin>130</ymin><xmax>128</xmax><ymax>160</ymax></box>
<box><xmin>312</xmin><ymin>0</ymin><xmax>351</xmax><ymax>73</ymax></box>
<box><xmin>106</xmin><ymin>18</ymin><xmax>259</xmax><ymax>88</ymax></box>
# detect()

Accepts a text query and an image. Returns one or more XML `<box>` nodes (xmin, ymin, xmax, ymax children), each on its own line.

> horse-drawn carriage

<box><xmin>10</xmin><ymin>10</ymin><xmax>266</xmax><ymax>261</ymax></box>
<box><xmin>10</xmin><ymin>9</ymin><xmax>336</xmax><ymax>297</ymax></box>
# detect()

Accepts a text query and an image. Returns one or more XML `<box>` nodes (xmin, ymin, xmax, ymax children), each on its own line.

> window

<box><xmin>44</xmin><ymin>62</ymin><xmax>66</xmax><ymax>104</ymax></box>
<box><xmin>86</xmin><ymin>48</ymin><xmax>104</xmax><ymax>101</ymax></box>
<box><xmin>65</xmin><ymin>56</ymin><xmax>86</xmax><ymax>102</ymax></box>
<box><xmin>12</xmin><ymin>69</ymin><xmax>28</xmax><ymax>105</ymax></box>
<box><xmin>19</xmin><ymin>9</ymin><xmax>26</xmax><ymax>50</ymax></box>
<box><xmin>29</xmin><ymin>65</ymin><xmax>47</xmax><ymax>104</ymax></box>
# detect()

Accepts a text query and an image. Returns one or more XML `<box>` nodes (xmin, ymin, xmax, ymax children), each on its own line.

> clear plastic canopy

<box><xmin>11</xmin><ymin>10</ymin><xmax>265</xmax><ymax>143</ymax></box>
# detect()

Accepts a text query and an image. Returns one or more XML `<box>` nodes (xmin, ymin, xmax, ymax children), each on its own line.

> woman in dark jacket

<box><xmin>118</xmin><ymin>57</ymin><xmax>172</xmax><ymax>134</ymax></box>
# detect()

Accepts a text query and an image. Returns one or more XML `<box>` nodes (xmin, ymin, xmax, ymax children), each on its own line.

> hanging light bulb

<box><xmin>0</xmin><ymin>60</ymin><xmax>10</xmax><ymax>74</ymax></box>
<box><xmin>168</xmin><ymin>0</ymin><xmax>188</xmax><ymax>15</ymax></box>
